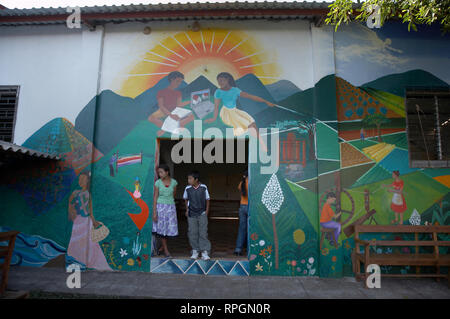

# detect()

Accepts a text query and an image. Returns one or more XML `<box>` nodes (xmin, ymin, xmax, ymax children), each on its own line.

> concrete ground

<box><xmin>6</xmin><ymin>266</ymin><xmax>450</xmax><ymax>299</ymax></box>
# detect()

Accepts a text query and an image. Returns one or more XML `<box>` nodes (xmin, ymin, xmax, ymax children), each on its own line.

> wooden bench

<box><xmin>352</xmin><ymin>225</ymin><xmax>450</xmax><ymax>288</ymax></box>
<box><xmin>0</xmin><ymin>231</ymin><xmax>20</xmax><ymax>297</ymax></box>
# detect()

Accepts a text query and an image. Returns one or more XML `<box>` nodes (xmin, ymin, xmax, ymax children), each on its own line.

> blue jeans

<box><xmin>235</xmin><ymin>204</ymin><xmax>248</xmax><ymax>253</ymax></box>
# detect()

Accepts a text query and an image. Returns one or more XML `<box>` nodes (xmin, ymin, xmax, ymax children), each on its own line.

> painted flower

<box><xmin>301</xmin><ymin>259</ymin><xmax>305</xmax><ymax>263</ymax></box>
<box><xmin>259</xmin><ymin>249</ymin><xmax>268</xmax><ymax>258</ymax></box>
<box><xmin>308</xmin><ymin>257</ymin><xmax>314</xmax><ymax>264</ymax></box>
<box><xmin>255</xmin><ymin>263</ymin><xmax>263</xmax><ymax>272</ymax></box>
<box><xmin>303</xmin><ymin>270</ymin><xmax>307</xmax><ymax>274</ymax></box>
<box><xmin>259</xmin><ymin>240</ymin><xmax>265</xmax><ymax>246</ymax></box>
<box><xmin>127</xmin><ymin>258</ymin><xmax>134</xmax><ymax>266</ymax></box>
<box><xmin>331</xmin><ymin>256</ymin><xmax>337</xmax><ymax>262</ymax></box>
<box><xmin>119</xmin><ymin>248</ymin><xmax>128</xmax><ymax>258</ymax></box>
<box><xmin>251</xmin><ymin>233</ymin><xmax>258</xmax><ymax>241</ymax></box>
<box><xmin>249</xmin><ymin>254</ymin><xmax>257</xmax><ymax>261</ymax></box>
<box><xmin>297</xmin><ymin>267</ymin><xmax>301</xmax><ymax>272</ymax></box>
<box><xmin>266</xmin><ymin>246</ymin><xmax>272</xmax><ymax>254</ymax></box>
<box><xmin>287</xmin><ymin>260</ymin><xmax>291</xmax><ymax>265</ymax></box>
<box><xmin>291</xmin><ymin>260</ymin><xmax>297</xmax><ymax>267</ymax></box>
<box><xmin>321</xmin><ymin>248</ymin><xmax>329</xmax><ymax>256</ymax></box>
<box><xmin>310</xmin><ymin>269</ymin><xmax>316</xmax><ymax>275</ymax></box>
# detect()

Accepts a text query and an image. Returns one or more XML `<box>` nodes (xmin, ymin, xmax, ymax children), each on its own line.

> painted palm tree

<box><xmin>297</xmin><ymin>119</ymin><xmax>316</xmax><ymax>160</ymax></box>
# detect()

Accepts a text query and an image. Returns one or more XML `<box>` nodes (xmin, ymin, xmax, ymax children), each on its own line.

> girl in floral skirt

<box><xmin>152</xmin><ymin>164</ymin><xmax>178</xmax><ymax>257</ymax></box>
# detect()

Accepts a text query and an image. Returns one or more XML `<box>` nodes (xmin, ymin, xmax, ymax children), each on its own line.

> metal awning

<box><xmin>0</xmin><ymin>140</ymin><xmax>60</xmax><ymax>165</ymax></box>
<box><xmin>0</xmin><ymin>2</ymin><xmax>332</xmax><ymax>27</ymax></box>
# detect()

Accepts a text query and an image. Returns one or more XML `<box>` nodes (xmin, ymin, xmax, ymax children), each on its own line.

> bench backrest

<box><xmin>354</xmin><ymin>225</ymin><xmax>450</xmax><ymax>234</ymax></box>
<box><xmin>353</xmin><ymin>225</ymin><xmax>450</xmax><ymax>257</ymax></box>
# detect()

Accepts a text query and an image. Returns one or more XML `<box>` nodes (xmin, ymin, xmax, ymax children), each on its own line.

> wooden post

<box><xmin>0</xmin><ymin>231</ymin><xmax>19</xmax><ymax>296</ymax></box>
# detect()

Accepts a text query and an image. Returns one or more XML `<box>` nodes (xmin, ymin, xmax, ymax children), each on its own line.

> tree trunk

<box><xmin>308</xmin><ymin>131</ymin><xmax>315</xmax><ymax>160</ymax></box>
<box><xmin>272</xmin><ymin>214</ymin><xmax>279</xmax><ymax>270</ymax></box>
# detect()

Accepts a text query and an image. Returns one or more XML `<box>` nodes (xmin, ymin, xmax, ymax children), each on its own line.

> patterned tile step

<box><xmin>150</xmin><ymin>258</ymin><xmax>249</xmax><ymax>276</ymax></box>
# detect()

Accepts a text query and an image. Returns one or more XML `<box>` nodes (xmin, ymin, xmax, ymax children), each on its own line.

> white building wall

<box><xmin>0</xmin><ymin>24</ymin><xmax>103</xmax><ymax>145</ymax></box>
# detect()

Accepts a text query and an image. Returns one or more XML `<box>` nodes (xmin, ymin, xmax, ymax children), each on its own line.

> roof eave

<box><xmin>0</xmin><ymin>7</ymin><xmax>330</xmax><ymax>26</ymax></box>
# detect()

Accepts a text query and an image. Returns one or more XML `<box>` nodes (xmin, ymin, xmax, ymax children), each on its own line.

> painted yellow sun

<box><xmin>120</xmin><ymin>29</ymin><xmax>280</xmax><ymax>98</ymax></box>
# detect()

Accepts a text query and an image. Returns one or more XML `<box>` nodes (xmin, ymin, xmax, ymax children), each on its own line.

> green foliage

<box><xmin>325</xmin><ymin>0</ymin><xmax>450</xmax><ymax>33</ymax></box>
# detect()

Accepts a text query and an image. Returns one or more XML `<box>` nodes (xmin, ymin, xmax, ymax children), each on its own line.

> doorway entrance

<box><xmin>155</xmin><ymin>138</ymin><xmax>249</xmax><ymax>260</ymax></box>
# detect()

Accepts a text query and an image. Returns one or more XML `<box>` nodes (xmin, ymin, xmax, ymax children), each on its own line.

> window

<box><xmin>406</xmin><ymin>89</ymin><xmax>450</xmax><ymax>168</ymax></box>
<box><xmin>0</xmin><ymin>86</ymin><xmax>20</xmax><ymax>143</ymax></box>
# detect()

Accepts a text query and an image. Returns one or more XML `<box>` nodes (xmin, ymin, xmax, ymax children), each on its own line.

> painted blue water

<box><xmin>0</xmin><ymin>226</ymin><xmax>66</xmax><ymax>267</ymax></box>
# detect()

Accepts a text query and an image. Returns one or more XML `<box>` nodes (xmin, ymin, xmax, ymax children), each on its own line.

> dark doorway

<box><xmin>156</xmin><ymin>138</ymin><xmax>249</xmax><ymax>260</ymax></box>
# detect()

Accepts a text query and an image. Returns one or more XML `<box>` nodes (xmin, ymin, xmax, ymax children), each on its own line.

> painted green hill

<box><xmin>236</xmin><ymin>73</ymin><xmax>276</xmax><ymax>117</ymax></box>
<box><xmin>278</xmin><ymin>74</ymin><xmax>337</xmax><ymax>121</ymax></box>
<box><xmin>361</xmin><ymin>69</ymin><xmax>449</xmax><ymax>97</ymax></box>
<box><xmin>265</xmin><ymin>80</ymin><xmax>302</xmax><ymax>102</ymax></box>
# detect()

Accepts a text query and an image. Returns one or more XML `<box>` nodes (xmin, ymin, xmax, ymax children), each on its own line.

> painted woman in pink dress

<box><xmin>383</xmin><ymin>170</ymin><xmax>407</xmax><ymax>225</ymax></box>
<box><xmin>67</xmin><ymin>172</ymin><xmax>112</xmax><ymax>270</ymax></box>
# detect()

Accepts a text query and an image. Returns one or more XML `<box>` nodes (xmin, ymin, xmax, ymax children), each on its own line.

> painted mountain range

<box><xmin>23</xmin><ymin>69</ymin><xmax>449</xmax><ymax>159</ymax></box>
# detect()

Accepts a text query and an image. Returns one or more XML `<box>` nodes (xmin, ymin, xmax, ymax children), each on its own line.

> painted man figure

<box><xmin>148</xmin><ymin>71</ymin><xmax>194</xmax><ymax>136</ymax></box>
<box><xmin>320</xmin><ymin>192</ymin><xmax>341</xmax><ymax>247</ymax></box>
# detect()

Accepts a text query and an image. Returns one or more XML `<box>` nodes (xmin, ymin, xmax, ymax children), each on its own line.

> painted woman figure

<box><xmin>383</xmin><ymin>170</ymin><xmax>407</xmax><ymax>225</ymax></box>
<box><xmin>152</xmin><ymin>164</ymin><xmax>178</xmax><ymax>258</ymax></box>
<box><xmin>133</xmin><ymin>177</ymin><xmax>142</xmax><ymax>199</ymax></box>
<box><xmin>205</xmin><ymin>72</ymin><xmax>275</xmax><ymax>152</ymax></box>
<box><xmin>67</xmin><ymin>172</ymin><xmax>111</xmax><ymax>270</ymax></box>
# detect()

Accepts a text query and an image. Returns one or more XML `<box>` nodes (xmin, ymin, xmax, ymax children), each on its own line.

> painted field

<box><xmin>340</xmin><ymin>171</ymin><xmax>450</xmax><ymax>240</ymax></box>
<box><xmin>368</xmin><ymin>132</ymin><xmax>408</xmax><ymax>149</ymax></box>
<box><xmin>338</xmin><ymin>128</ymin><xmax>405</xmax><ymax>141</ymax></box>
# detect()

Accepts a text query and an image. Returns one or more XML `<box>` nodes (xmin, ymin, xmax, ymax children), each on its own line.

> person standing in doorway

<box><xmin>234</xmin><ymin>170</ymin><xmax>249</xmax><ymax>256</ymax></box>
<box><xmin>183</xmin><ymin>170</ymin><xmax>211</xmax><ymax>260</ymax></box>
<box><xmin>152</xmin><ymin>164</ymin><xmax>178</xmax><ymax>258</ymax></box>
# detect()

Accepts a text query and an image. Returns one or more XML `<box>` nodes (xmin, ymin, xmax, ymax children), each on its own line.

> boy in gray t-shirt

<box><xmin>183</xmin><ymin>170</ymin><xmax>211</xmax><ymax>260</ymax></box>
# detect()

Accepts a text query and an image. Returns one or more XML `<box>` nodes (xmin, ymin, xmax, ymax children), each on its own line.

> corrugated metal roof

<box><xmin>0</xmin><ymin>1</ymin><xmax>332</xmax><ymax>26</ymax></box>
<box><xmin>0</xmin><ymin>141</ymin><xmax>60</xmax><ymax>160</ymax></box>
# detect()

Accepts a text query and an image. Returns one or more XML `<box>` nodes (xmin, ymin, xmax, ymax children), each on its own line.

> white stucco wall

<box><xmin>0</xmin><ymin>24</ymin><xmax>104</xmax><ymax>145</ymax></box>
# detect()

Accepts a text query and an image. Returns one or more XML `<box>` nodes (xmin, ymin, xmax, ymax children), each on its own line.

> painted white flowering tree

<box><xmin>261</xmin><ymin>173</ymin><xmax>285</xmax><ymax>270</ymax></box>
<box><xmin>409</xmin><ymin>209</ymin><xmax>421</xmax><ymax>226</ymax></box>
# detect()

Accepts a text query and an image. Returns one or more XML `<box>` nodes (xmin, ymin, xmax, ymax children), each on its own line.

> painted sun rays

<box><xmin>120</xmin><ymin>29</ymin><xmax>280</xmax><ymax>98</ymax></box>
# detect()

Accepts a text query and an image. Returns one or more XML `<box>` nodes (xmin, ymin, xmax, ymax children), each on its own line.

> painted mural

<box><xmin>0</xmin><ymin>21</ymin><xmax>449</xmax><ymax>278</ymax></box>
